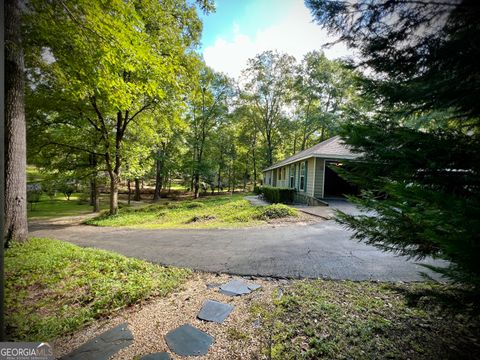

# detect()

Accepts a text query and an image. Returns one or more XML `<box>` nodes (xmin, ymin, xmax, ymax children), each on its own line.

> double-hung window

<box><xmin>289</xmin><ymin>165</ymin><xmax>295</xmax><ymax>188</ymax></box>
<box><xmin>300</xmin><ymin>162</ymin><xmax>306</xmax><ymax>191</ymax></box>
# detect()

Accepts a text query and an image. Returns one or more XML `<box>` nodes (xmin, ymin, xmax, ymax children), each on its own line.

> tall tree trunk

<box><xmin>252</xmin><ymin>140</ymin><xmax>257</xmax><ymax>187</ymax></box>
<box><xmin>90</xmin><ymin>178</ymin><xmax>100</xmax><ymax>212</ymax></box>
<box><xmin>4</xmin><ymin>0</ymin><xmax>28</xmax><ymax>244</ymax></box>
<box><xmin>127</xmin><ymin>179</ymin><xmax>131</xmax><ymax>206</ymax></box>
<box><xmin>153</xmin><ymin>150</ymin><xmax>163</xmax><ymax>201</ymax></box>
<box><xmin>93</xmin><ymin>180</ymin><xmax>100</xmax><ymax>212</ymax></box>
<box><xmin>193</xmin><ymin>173</ymin><xmax>200</xmax><ymax>199</ymax></box>
<box><xmin>266</xmin><ymin>132</ymin><xmax>273</xmax><ymax>166</ymax></box>
<box><xmin>134</xmin><ymin>178</ymin><xmax>141</xmax><ymax>201</ymax></box>
<box><xmin>108</xmin><ymin>172</ymin><xmax>120</xmax><ymax>215</ymax></box>
<box><xmin>217</xmin><ymin>167</ymin><xmax>221</xmax><ymax>193</ymax></box>
<box><xmin>89</xmin><ymin>154</ymin><xmax>100</xmax><ymax>212</ymax></box>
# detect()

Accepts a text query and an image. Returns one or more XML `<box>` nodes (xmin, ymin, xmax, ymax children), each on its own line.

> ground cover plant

<box><xmin>5</xmin><ymin>238</ymin><xmax>191</xmax><ymax>341</ymax></box>
<box><xmin>251</xmin><ymin>280</ymin><xmax>480</xmax><ymax>359</ymax></box>
<box><xmin>85</xmin><ymin>194</ymin><xmax>298</xmax><ymax>229</ymax></box>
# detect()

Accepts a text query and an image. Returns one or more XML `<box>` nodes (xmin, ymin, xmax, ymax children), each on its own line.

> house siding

<box><xmin>314</xmin><ymin>158</ymin><xmax>325</xmax><ymax>198</ymax></box>
<box><xmin>306</xmin><ymin>158</ymin><xmax>315</xmax><ymax>196</ymax></box>
<box><xmin>263</xmin><ymin>157</ymin><xmax>328</xmax><ymax>201</ymax></box>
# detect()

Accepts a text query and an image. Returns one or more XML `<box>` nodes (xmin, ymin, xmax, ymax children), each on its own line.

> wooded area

<box><xmin>24</xmin><ymin>1</ymin><xmax>364</xmax><ymax>213</ymax></box>
<box><xmin>3</xmin><ymin>0</ymin><xmax>480</xmax><ymax>293</ymax></box>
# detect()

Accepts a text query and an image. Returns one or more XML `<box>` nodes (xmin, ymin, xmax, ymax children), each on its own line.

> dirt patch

<box><xmin>187</xmin><ymin>215</ymin><xmax>217</xmax><ymax>223</ymax></box>
<box><xmin>264</xmin><ymin>211</ymin><xmax>321</xmax><ymax>227</ymax></box>
<box><xmin>53</xmin><ymin>273</ymin><xmax>281</xmax><ymax>360</ymax></box>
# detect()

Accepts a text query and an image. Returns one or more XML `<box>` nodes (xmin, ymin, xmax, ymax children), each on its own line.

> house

<box><xmin>262</xmin><ymin>136</ymin><xmax>360</xmax><ymax>205</ymax></box>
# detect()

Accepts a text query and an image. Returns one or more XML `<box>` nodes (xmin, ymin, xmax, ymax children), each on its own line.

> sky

<box><xmin>199</xmin><ymin>0</ymin><xmax>352</xmax><ymax>79</ymax></box>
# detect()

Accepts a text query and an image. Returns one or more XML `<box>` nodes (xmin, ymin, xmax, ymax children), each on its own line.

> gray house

<box><xmin>262</xmin><ymin>136</ymin><xmax>360</xmax><ymax>204</ymax></box>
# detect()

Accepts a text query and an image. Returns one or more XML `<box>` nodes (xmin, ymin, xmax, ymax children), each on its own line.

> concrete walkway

<box><xmin>244</xmin><ymin>195</ymin><xmax>269</xmax><ymax>206</ymax></box>
<box><xmin>29</xmin><ymin>219</ymin><xmax>447</xmax><ymax>282</ymax></box>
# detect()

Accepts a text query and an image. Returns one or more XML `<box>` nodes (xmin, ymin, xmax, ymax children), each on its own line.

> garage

<box><xmin>323</xmin><ymin>161</ymin><xmax>359</xmax><ymax>198</ymax></box>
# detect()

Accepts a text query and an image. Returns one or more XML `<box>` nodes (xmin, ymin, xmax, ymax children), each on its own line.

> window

<box><xmin>300</xmin><ymin>161</ymin><xmax>305</xmax><ymax>191</ymax></box>
<box><xmin>282</xmin><ymin>167</ymin><xmax>286</xmax><ymax>181</ymax></box>
<box><xmin>290</xmin><ymin>165</ymin><xmax>295</xmax><ymax>188</ymax></box>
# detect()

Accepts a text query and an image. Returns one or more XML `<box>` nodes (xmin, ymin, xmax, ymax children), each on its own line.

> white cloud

<box><xmin>203</xmin><ymin>1</ymin><xmax>352</xmax><ymax>79</ymax></box>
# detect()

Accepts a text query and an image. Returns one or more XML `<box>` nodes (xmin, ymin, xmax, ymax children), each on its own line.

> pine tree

<box><xmin>306</xmin><ymin>0</ymin><xmax>480</xmax><ymax>289</ymax></box>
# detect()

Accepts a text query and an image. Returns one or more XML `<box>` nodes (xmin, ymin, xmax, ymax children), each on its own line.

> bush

<box><xmin>256</xmin><ymin>204</ymin><xmax>298</xmax><ymax>220</ymax></box>
<box><xmin>254</xmin><ymin>186</ymin><xmax>263</xmax><ymax>195</ymax></box>
<box><xmin>260</xmin><ymin>186</ymin><xmax>295</xmax><ymax>204</ymax></box>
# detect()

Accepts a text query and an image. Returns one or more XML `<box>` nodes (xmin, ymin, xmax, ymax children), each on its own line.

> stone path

<box><xmin>61</xmin><ymin>278</ymin><xmax>261</xmax><ymax>359</ymax></box>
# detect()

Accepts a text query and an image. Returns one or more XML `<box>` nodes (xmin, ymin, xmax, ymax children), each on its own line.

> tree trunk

<box><xmin>153</xmin><ymin>152</ymin><xmax>163</xmax><ymax>201</ymax></box>
<box><xmin>266</xmin><ymin>133</ymin><xmax>273</xmax><ymax>166</ymax></box>
<box><xmin>89</xmin><ymin>154</ymin><xmax>100</xmax><ymax>212</ymax></box>
<box><xmin>252</xmin><ymin>143</ymin><xmax>257</xmax><ymax>187</ymax></box>
<box><xmin>90</xmin><ymin>178</ymin><xmax>100</xmax><ymax>212</ymax></box>
<box><xmin>217</xmin><ymin>167</ymin><xmax>221</xmax><ymax>193</ymax></box>
<box><xmin>127</xmin><ymin>179</ymin><xmax>131</xmax><ymax>206</ymax></box>
<box><xmin>193</xmin><ymin>173</ymin><xmax>200</xmax><ymax>199</ymax></box>
<box><xmin>109</xmin><ymin>173</ymin><xmax>119</xmax><ymax>215</ymax></box>
<box><xmin>4</xmin><ymin>0</ymin><xmax>28</xmax><ymax>245</ymax></box>
<box><xmin>134</xmin><ymin>178</ymin><xmax>141</xmax><ymax>201</ymax></box>
<box><xmin>93</xmin><ymin>181</ymin><xmax>100</xmax><ymax>212</ymax></box>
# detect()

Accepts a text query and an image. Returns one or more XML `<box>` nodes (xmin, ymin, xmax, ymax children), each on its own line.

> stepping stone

<box><xmin>61</xmin><ymin>322</ymin><xmax>133</xmax><ymax>360</ymax></box>
<box><xmin>219</xmin><ymin>279</ymin><xmax>262</xmax><ymax>296</ymax></box>
<box><xmin>165</xmin><ymin>323</ymin><xmax>213</xmax><ymax>357</ymax></box>
<box><xmin>197</xmin><ymin>300</ymin><xmax>234</xmax><ymax>323</ymax></box>
<box><xmin>219</xmin><ymin>279</ymin><xmax>251</xmax><ymax>295</ymax></box>
<box><xmin>206</xmin><ymin>283</ymin><xmax>220</xmax><ymax>289</ymax></box>
<box><xmin>219</xmin><ymin>289</ymin><xmax>240</xmax><ymax>297</ymax></box>
<box><xmin>140</xmin><ymin>352</ymin><xmax>171</xmax><ymax>360</ymax></box>
<box><xmin>247</xmin><ymin>283</ymin><xmax>262</xmax><ymax>291</ymax></box>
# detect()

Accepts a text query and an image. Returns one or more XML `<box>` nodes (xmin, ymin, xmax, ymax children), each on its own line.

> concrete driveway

<box><xmin>29</xmin><ymin>218</ymin><xmax>446</xmax><ymax>282</ymax></box>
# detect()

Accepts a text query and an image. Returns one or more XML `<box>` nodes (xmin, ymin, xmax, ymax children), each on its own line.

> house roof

<box><xmin>263</xmin><ymin>136</ymin><xmax>360</xmax><ymax>172</ymax></box>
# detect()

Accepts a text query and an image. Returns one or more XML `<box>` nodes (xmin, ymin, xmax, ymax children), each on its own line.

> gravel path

<box><xmin>54</xmin><ymin>273</ymin><xmax>276</xmax><ymax>360</ymax></box>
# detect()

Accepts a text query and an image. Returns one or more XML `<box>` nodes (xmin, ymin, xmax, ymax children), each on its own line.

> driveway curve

<box><xmin>29</xmin><ymin>220</ymin><xmax>445</xmax><ymax>282</ymax></box>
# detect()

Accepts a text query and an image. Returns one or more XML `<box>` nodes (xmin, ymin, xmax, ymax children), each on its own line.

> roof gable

<box><xmin>263</xmin><ymin>136</ymin><xmax>359</xmax><ymax>172</ymax></box>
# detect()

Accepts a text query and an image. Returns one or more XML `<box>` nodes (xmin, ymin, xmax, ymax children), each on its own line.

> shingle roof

<box><xmin>263</xmin><ymin>136</ymin><xmax>359</xmax><ymax>172</ymax></box>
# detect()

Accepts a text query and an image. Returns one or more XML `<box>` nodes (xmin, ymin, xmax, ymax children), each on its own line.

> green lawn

<box><xmin>251</xmin><ymin>280</ymin><xmax>480</xmax><ymax>359</ymax></box>
<box><xmin>28</xmin><ymin>193</ymin><xmax>105</xmax><ymax>219</ymax></box>
<box><xmin>5</xmin><ymin>238</ymin><xmax>191</xmax><ymax>341</ymax></box>
<box><xmin>85</xmin><ymin>194</ymin><xmax>298</xmax><ymax>229</ymax></box>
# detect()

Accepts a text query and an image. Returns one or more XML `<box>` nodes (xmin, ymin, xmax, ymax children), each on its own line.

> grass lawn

<box><xmin>251</xmin><ymin>280</ymin><xmax>480</xmax><ymax>359</ymax></box>
<box><xmin>5</xmin><ymin>238</ymin><xmax>191</xmax><ymax>341</ymax></box>
<box><xmin>85</xmin><ymin>194</ymin><xmax>298</xmax><ymax>229</ymax></box>
<box><xmin>28</xmin><ymin>193</ymin><xmax>106</xmax><ymax>219</ymax></box>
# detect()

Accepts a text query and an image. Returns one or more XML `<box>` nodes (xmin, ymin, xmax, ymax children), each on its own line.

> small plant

<box><xmin>256</xmin><ymin>204</ymin><xmax>297</xmax><ymax>220</ymax></box>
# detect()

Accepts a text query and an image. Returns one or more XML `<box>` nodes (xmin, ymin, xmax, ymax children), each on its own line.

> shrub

<box><xmin>260</xmin><ymin>186</ymin><xmax>295</xmax><ymax>204</ymax></box>
<box><xmin>256</xmin><ymin>204</ymin><xmax>298</xmax><ymax>220</ymax></box>
<box><xmin>254</xmin><ymin>186</ymin><xmax>263</xmax><ymax>195</ymax></box>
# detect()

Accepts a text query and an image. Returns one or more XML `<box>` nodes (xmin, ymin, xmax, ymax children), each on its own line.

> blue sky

<box><xmin>199</xmin><ymin>0</ymin><xmax>350</xmax><ymax>79</ymax></box>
